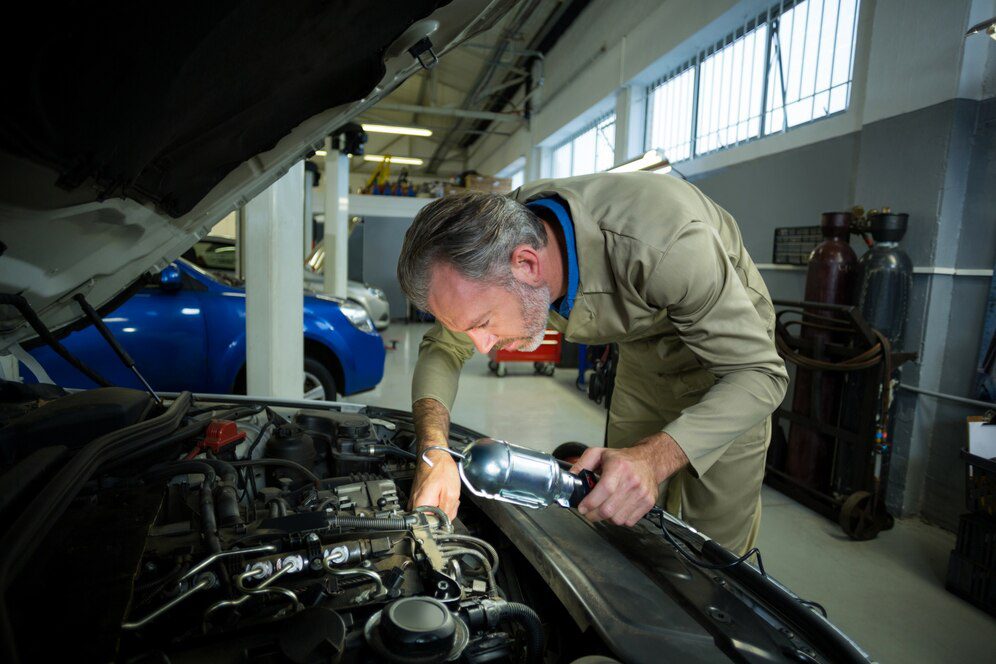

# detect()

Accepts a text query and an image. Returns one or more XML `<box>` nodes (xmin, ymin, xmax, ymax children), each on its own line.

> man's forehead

<box><xmin>427</xmin><ymin>263</ymin><xmax>492</xmax><ymax>330</ymax></box>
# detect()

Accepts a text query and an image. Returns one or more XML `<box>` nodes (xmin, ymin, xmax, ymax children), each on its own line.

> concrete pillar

<box><xmin>323</xmin><ymin>141</ymin><xmax>349</xmax><ymax>299</ymax></box>
<box><xmin>244</xmin><ymin>162</ymin><xmax>305</xmax><ymax>398</ymax></box>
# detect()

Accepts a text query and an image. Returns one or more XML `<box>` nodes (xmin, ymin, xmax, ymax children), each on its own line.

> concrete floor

<box><xmin>353</xmin><ymin>323</ymin><xmax>996</xmax><ymax>663</ymax></box>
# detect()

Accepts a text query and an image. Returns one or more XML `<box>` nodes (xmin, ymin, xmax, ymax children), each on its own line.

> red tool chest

<box><xmin>487</xmin><ymin>330</ymin><xmax>561</xmax><ymax>377</ymax></box>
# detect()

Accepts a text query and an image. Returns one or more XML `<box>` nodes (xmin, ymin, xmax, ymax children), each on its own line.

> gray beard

<box><xmin>505</xmin><ymin>280</ymin><xmax>550</xmax><ymax>352</ymax></box>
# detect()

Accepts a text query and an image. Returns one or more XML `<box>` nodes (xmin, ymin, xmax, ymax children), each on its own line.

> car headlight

<box><xmin>340</xmin><ymin>301</ymin><xmax>376</xmax><ymax>334</ymax></box>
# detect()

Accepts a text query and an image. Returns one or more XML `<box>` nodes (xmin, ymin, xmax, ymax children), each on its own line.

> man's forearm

<box><xmin>413</xmin><ymin>398</ymin><xmax>451</xmax><ymax>451</ymax></box>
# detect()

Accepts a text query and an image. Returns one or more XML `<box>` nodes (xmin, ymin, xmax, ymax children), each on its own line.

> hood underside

<box><xmin>0</xmin><ymin>0</ymin><xmax>512</xmax><ymax>353</ymax></box>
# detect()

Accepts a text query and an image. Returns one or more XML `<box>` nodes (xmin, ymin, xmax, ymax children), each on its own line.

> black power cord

<box><xmin>645</xmin><ymin>506</ymin><xmax>834</xmax><ymax>620</ymax></box>
<box><xmin>645</xmin><ymin>506</ymin><xmax>766</xmax><ymax>576</ymax></box>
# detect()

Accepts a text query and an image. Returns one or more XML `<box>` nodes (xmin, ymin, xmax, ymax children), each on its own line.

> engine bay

<box><xmin>0</xmin><ymin>385</ymin><xmax>871</xmax><ymax>664</ymax></box>
<box><xmin>0</xmin><ymin>390</ymin><xmax>564</xmax><ymax>664</ymax></box>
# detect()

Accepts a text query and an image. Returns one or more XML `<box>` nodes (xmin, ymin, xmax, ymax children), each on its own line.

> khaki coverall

<box><xmin>411</xmin><ymin>172</ymin><xmax>788</xmax><ymax>554</ymax></box>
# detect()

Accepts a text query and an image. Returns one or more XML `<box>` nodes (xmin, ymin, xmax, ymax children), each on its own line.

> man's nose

<box><xmin>466</xmin><ymin>329</ymin><xmax>496</xmax><ymax>354</ymax></box>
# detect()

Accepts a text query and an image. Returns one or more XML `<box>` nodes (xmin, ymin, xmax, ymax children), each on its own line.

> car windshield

<box><xmin>190</xmin><ymin>240</ymin><xmax>237</xmax><ymax>271</ymax></box>
<box><xmin>177</xmin><ymin>257</ymin><xmax>244</xmax><ymax>287</ymax></box>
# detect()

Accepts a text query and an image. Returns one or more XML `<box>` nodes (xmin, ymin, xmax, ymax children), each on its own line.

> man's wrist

<box><xmin>637</xmin><ymin>433</ymin><xmax>689</xmax><ymax>483</ymax></box>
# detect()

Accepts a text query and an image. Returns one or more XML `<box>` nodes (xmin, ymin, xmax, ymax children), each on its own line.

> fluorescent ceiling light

<box><xmin>362</xmin><ymin>123</ymin><xmax>433</xmax><ymax>137</ymax></box>
<box><xmin>314</xmin><ymin>149</ymin><xmax>327</xmax><ymax>157</ymax></box>
<box><xmin>363</xmin><ymin>154</ymin><xmax>424</xmax><ymax>166</ymax></box>
<box><xmin>607</xmin><ymin>149</ymin><xmax>668</xmax><ymax>173</ymax></box>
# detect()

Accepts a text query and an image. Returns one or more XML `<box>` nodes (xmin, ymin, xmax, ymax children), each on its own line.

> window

<box><xmin>765</xmin><ymin>0</ymin><xmax>859</xmax><ymax>132</ymax></box>
<box><xmin>696</xmin><ymin>23</ymin><xmax>768</xmax><ymax>153</ymax></box>
<box><xmin>647</xmin><ymin>65</ymin><xmax>696</xmax><ymax>162</ymax></box>
<box><xmin>509</xmin><ymin>168</ymin><xmax>524</xmax><ymax>190</ymax></box>
<box><xmin>552</xmin><ymin>114</ymin><xmax>616</xmax><ymax>178</ymax></box>
<box><xmin>645</xmin><ymin>0</ymin><xmax>860</xmax><ymax>161</ymax></box>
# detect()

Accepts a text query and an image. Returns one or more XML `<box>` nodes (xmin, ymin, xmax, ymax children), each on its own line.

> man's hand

<box><xmin>409</xmin><ymin>447</ymin><xmax>461</xmax><ymax>520</ymax></box>
<box><xmin>570</xmin><ymin>433</ymin><xmax>689</xmax><ymax>527</ymax></box>
<box><xmin>409</xmin><ymin>398</ymin><xmax>460</xmax><ymax>521</ymax></box>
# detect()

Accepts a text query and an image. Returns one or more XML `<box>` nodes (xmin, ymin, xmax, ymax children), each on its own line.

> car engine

<box><xmin>106</xmin><ymin>407</ymin><xmax>543</xmax><ymax>663</ymax></box>
<box><xmin>0</xmin><ymin>386</ymin><xmax>864</xmax><ymax>664</ymax></box>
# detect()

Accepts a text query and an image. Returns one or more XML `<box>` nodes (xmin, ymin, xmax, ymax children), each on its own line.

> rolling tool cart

<box><xmin>487</xmin><ymin>330</ymin><xmax>561</xmax><ymax>377</ymax></box>
<box><xmin>946</xmin><ymin>438</ymin><xmax>996</xmax><ymax>616</ymax></box>
<box><xmin>766</xmin><ymin>300</ymin><xmax>915</xmax><ymax>540</ymax></box>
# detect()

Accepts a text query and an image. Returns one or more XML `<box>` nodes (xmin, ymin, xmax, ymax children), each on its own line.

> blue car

<box><xmin>23</xmin><ymin>259</ymin><xmax>385</xmax><ymax>399</ymax></box>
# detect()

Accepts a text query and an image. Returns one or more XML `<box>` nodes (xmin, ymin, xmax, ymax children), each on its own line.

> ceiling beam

<box><xmin>374</xmin><ymin>102</ymin><xmax>524</xmax><ymax>123</ymax></box>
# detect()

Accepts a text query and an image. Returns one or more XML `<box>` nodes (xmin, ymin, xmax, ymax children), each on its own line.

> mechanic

<box><xmin>396</xmin><ymin>172</ymin><xmax>788</xmax><ymax>555</ymax></box>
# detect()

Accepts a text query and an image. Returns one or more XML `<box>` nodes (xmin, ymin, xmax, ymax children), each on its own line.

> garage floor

<box><xmin>353</xmin><ymin>323</ymin><xmax>996</xmax><ymax>663</ymax></box>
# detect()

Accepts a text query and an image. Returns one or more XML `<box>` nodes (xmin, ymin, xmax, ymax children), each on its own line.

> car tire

<box><xmin>304</xmin><ymin>357</ymin><xmax>338</xmax><ymax>401</ymax></box>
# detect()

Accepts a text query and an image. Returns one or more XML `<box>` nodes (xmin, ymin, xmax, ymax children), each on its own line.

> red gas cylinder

<box><xmin>785</xmin><ymin>212</ymin><xmax>858</xmax><ymax>490</ymax></box>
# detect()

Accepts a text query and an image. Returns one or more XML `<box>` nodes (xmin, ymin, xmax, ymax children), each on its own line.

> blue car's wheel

<box><xmin>304</xmin><ymin>357</ymin><xmax>338</xmax><ymax>401</ymax></box>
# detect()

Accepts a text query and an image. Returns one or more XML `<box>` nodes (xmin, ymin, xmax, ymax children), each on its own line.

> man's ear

<box><xmin>509</xmin><ymin>244</ymin><xmax>542</xmax><ymax>286</ymax></box>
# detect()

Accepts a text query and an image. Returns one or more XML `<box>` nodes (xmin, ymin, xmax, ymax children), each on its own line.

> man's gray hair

<box><xmin>398</xmin><ymin>191</ymin><xmax>547</xmax><ymax>310</ymax></box>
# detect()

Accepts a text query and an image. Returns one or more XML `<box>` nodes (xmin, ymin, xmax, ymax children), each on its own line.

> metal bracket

<box><xmin>408</xmin><ymin>37</ymin><xmax>438</xmax><ymax>70</ymax></box>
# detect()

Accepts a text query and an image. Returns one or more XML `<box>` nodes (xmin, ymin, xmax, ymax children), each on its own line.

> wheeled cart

<box><xmin>487</xmin><ymin>330</ymin><xmax>561</xmax><ymax>377</ymax></box>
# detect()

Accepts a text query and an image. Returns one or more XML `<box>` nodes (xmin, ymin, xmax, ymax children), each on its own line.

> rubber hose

<box><xmin>142</xmin><ymin>460</ymin><xmax>216</xmax><ymax>485</ymax></box>
<box><xmin>328</xmin><ymin>515</ymin><xmax>411</xmax><ymax>530</ymax></box>
<box><xmin>199</xmin><ymin>478</ymin><xmax>222</xmax><ymax>554</ymax></box>
<box><xmin>229</xmin><ymin>458</ymin><xmax>321</xmax><ymax>488</ymax></box>
<box><xmin>193</xmin><ymin>459</ymin><xmax>242</xmax><ymax>527</ymax></box>
<box><xmin>496</xmin><ymin>602</ymin><xmax>544</xmax><ymax>663</ymax></box>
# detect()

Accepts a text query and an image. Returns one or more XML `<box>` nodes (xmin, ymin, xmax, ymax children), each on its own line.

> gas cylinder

<box><xmin>786</xmin><ymin>212</ymin><xmax>859</xmax><ymax>490</ymax></box>
<box><xmin>856</xmin><ymin>213</ymin><xmax>912</xmax><ymax>346</ymax></box>
<box><xmin>832</xmin><ymin>212</ymin><xmax>912</xmax><ymax>497</ymax></box>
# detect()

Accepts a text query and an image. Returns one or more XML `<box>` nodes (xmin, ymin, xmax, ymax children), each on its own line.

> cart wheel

<box><xmin>488</xmin><ymin>360</ymin><xmax>498</xmax><ymax>372</ymax></box>
<box><xmin>839</xmin><ymin>491</ymin><xmax>885</xmax><ymax>541</ymax></box>
<box><xmin>544</xmin><ymin>364</ymin><xmax>555</xmax><ymax>377</ymax></box>
<box><xmin>496</xmin><ymin>363</ymin><xmax>507</xmax><ymax>377</ymax></box>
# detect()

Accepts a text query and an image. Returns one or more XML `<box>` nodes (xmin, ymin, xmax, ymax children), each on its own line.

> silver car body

<box><xmin>304</xmin><ymin>242</ymin><xmax>390</xmax><ymax>330</ymax></box>
<box><xmin>186</xmin><ymin>236</ymin><xmax>391</xmax><ymax>330</ymax></box>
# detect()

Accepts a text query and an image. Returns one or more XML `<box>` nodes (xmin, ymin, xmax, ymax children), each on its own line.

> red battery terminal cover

<box><xmin>185</xmin><ymin>420</ymin><xmax>246</xmax><ymax>458</ymax></box>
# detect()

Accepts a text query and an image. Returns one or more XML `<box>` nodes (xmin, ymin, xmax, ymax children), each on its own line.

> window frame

<box><xmin>552</xmin><ymin>112</ymin><xmax>616</xmax><ymax>178</ymax></box>
<box><xmin>644</xmin><ymin>0</ymin><xmax>860</xmax><ymax>163</ymax></box>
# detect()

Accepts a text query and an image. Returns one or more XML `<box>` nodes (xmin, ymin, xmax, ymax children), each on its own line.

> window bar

<box><xmin>690</xmin><ymin>53</ymin><xmax>700</xmax><ymax>157</ymax></box>
<box><xmin>710</xmin><ymin>36</ymin><xmax>725</xmax><ymax>151</ymax></box>
<box><xmin>643</xmin><ymin>83</ymin><xmax>653</xmax><ymax>152</ymax></box>
<box><xmin>827</xmin><ymin>0</ymin><xmax>846</xmax><ymax>119</ymax></box>
<box><xmin>741</xmin><ymin>16</ymin><xmax>754</xmax><ymax>145</ymax></box>
<box><xmin>759</xmin><ymin>5</ymin><xmax>775</xmax><ymax>136</ymax></box>
<box><xmin>796</xmin><ymin>0</ymin><xmax>812</xmax><ymax>107</ymax></box>
<box><xmin>779</xmin><ymin>0</ymin><xmax>793</xmax><ymax>128</ymax></box>
<box><xmin>773</xmin><ymin>3</ymin><xmax>791</xmax><ymax>134</ymax></box>
<box><xmin>814</xmin><ymin>0</ymin><xmax>829</xmax><ymax>118</ymax></box>
<box><xmin>845</xmin><ymin>0</ymin><xmax>860</xmax><ymax>109</ymax></box>
<box><xmin>668</xmin><ymin>71</ymin><xmax>677</xmax><ymax>157</ymax></box>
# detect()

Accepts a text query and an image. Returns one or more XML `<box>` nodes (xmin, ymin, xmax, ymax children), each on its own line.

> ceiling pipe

<box><xmin>424</xmin><ymin>0</ymin><xmax>544</xmax><ymax>174</ymax></box>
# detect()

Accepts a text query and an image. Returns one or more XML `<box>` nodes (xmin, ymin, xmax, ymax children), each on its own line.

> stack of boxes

<box><xmin>441</xmin><ymin>174</ymin><xmax>513</xmax><ymax>196</ymax></box>
<box><xmin>946</xmin><ymin>430</ymin><xmax>996</xmax><ymax>616</ymax></box>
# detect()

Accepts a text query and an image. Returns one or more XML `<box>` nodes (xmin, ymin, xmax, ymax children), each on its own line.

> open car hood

<box><xmin>0</xmin><ymin>0</ymin><xmax>513</xmax><ymax>354</ymax></box>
